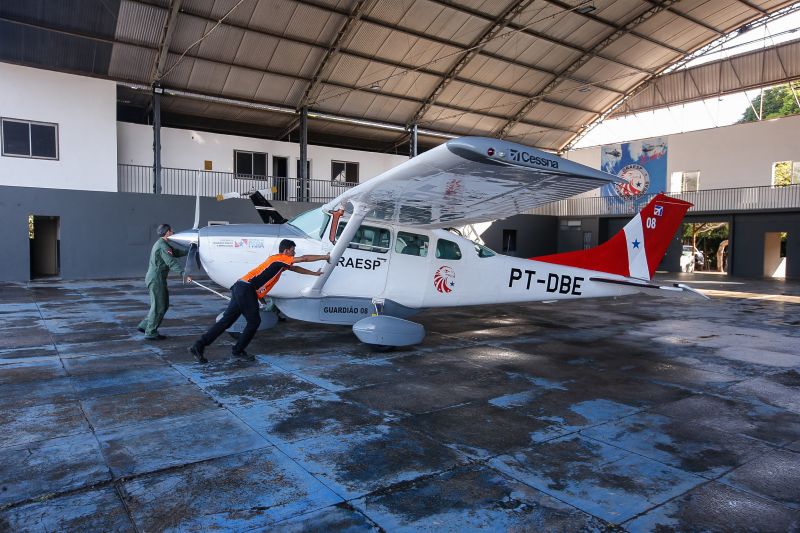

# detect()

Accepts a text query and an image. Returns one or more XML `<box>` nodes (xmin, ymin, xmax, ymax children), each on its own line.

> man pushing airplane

<box><xmin>188</xmin><ymin>239</ymin><xmax>329</xmax><ymax>363</ymax></box>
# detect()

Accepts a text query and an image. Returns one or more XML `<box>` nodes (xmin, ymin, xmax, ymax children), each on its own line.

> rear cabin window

<box><xmin>336</xmin><ymin>223</ymin><xmax>391</xmax><ymax>253</ymax></box>
<box><xmin>395</xmin><ymin>232</ymin><xmax>429</xmax><ymax>257</ymax></box>
<box><xmin>436</xmin><ymin>239</ymin><xmax>462</xmax><ymax>260</ymax></box>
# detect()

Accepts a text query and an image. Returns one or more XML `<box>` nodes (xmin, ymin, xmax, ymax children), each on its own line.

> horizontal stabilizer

<box><xmin>590</xmin><ymin>276</ymin><xmax>710</xmax><ymax>299</ymax></box>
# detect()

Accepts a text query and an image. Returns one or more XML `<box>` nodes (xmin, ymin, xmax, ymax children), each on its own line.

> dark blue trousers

<box><xmin>199</xmin><ymin>280</ymin><xmax>261</xmax><ymax>353</ymax></box>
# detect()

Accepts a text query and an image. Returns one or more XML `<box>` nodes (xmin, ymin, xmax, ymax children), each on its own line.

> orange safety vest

<box><xmin>240</xmin><ymin>253</ymin><xmax>294</xmax><ymax>299</ymax></box>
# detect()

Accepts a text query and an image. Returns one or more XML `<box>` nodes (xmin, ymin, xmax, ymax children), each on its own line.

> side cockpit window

<box><xmin>436</xmin><ymin>239</ymin><xmax>462</xmax><ymax>260</ymax></box>
<box><xmin>336</xmin><ymin>223</ymin><xmax>391</xmax><ymax>253</ymax></box>
<box><xmin>395</xmin><ymin>232</ymin><xmax>429</xmax><ymax>257</ymax></box>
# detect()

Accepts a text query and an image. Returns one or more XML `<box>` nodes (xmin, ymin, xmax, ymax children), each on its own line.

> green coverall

<box><xmin>138</xmin><ymin>238</ymin><xmax>187</xmax><ymax>338</ymax></box>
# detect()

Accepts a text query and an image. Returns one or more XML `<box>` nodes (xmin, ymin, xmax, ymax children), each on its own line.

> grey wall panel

<box><xmin>482</xmin><ymin>215</ymin><xmax>558</xmax><ymax>259</ymax></box>
<box><xmin>0</xmin><ymin>186</ymin><xmax>319</xmax><ymax>281</ymax></box>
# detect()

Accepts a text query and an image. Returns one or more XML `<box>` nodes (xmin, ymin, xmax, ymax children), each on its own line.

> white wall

<box><xmin>566</xmin><ymin>114</ymin><xmax>800</xmax><ymax>193</ymax></box>
<box><xmin>117</xmin><ymin>122</ymin><xmax>407</xmax><ymax>182</ymax></box>
<box><xmin>0</xmin><ymin>64</ymin><xmax>118</xmax><ymax>192</ymax></box>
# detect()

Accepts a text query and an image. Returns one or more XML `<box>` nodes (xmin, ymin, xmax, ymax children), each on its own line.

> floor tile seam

<box><xmin>640</xmin><ymin>400</ymin><xmax>800</xmax><ymax>451</ymax></box>
<box><xmin>110</xmin><ymin>480</ymin><xmax>142</xmax><ymax>533</ymax></box>
<box><xmin>713</xmin><ymin>469</ymin><xmax>800</xmax><ymax>513</ymax></box>
<box><xmin>257</xmin><ymin>501</ymin><xmax>381</xmax><ymax>533</ymax></box>
<box><xmin>107</xmin><ymin>441</ymin><xmax>277</xmax><ymax>488</ymax></box>
<box><xmin>477</xmin><ymin>458</ymin><xmax>621</xmax><ymax>528</ymax></box>
<box><xmin>577</xmin><ymin>431</ymin><xmax>724</xmax><ymax>483</ymax></box>
<box><xmin>336</xmin><ymin>460</ymin><xmax>477</xmax><ymax>508</ymax></box>
<box><xmin>0</xmin><ymin>475</ymin><xmax>121</xmax><ymax>514</ymax></box>
<box><xmin>617</xmin><ymin>477</ymin><xmax>718</xmax><ymax>528</ymax></box>
<box><xmin>265</xmin><ymin>439</ymin><xmax>359</xmax><ymax>503</ymax></box>
<box><xmin>0</xmin><ymin>426</ymin><xmax>95</xmax><ymax>453</ymax></box>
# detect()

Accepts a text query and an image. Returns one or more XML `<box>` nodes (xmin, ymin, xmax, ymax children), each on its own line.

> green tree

<box><xmin>740</xmin><ymin>83</ymin><xmax>800</xmax><ymax>122</ymax></box>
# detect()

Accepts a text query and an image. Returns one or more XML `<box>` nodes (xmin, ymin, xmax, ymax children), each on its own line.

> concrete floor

<box><xmin>0</xmin><ymin>274</ymin><xmax>799</xmax><ymax>532</ymax></box>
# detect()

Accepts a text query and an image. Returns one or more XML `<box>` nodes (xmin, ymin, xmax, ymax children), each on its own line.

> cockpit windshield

<box><xmin>288</xmin><ymin>208</ymin><xmax>330</xmax><ymax>240</ymax></box>
<box><xmin>474</xmin><ymin>242</ymin><xmax>496</xmax><ymax>258</ymax></box>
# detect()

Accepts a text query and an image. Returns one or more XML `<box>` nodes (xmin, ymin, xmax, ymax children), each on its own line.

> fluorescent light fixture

<box><xmin>575</xmin><ymin>3</ymin><xmax>596</xmax><ymax>14</ymax></box>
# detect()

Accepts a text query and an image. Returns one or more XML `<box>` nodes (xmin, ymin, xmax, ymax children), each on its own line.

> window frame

<box><xmin>681</xmin><ymin>171</ymin><xmax>700</xmax><ymax>192</ymax></box>
<box><xmin>1</xmin><ymin>117</ymin><xmax>59</xmax><ymax>160</ymax></box>
<box><xmin>335</xmin><ymin>221</ymin><xmax>392</xmax><ymax>254</ymax></box>
<box><xmin>331</xmin><ymin>160</ymin><xmax>359</xmax><ymax>186</ymax></box>
<box><xmin>435</xmin><ymin>238</ymin><xmax>462</xmax><ymax>260</ymax></box>
<box><xmin>771</xmin><ymin>161</ymin><xmax>800</xmax><ymax>187</ymax></box>
<box><xmin>395</xmin><ymin>231</ymin><xmax>429</xmax><ymax>257</ymax></box>
<box><xmin>233</xmin><ymin>149</ymin><xmax>268</xmax><ymax>178</ymax></box>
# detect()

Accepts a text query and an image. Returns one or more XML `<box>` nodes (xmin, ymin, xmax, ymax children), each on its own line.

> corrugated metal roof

<box><xmin>5</xmin><ymin>0</ymin><xmax>798</xmax><ymax>153</ymax></box>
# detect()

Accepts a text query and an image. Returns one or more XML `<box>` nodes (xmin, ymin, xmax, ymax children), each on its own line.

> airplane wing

<box><xmin>321</xmin><ymin>137</ymin><xmax>624</xmax><ymax>229</ymax></box>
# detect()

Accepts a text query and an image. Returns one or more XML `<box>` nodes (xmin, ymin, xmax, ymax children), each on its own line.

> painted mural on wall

<box><xmin>601</xmin><ymin>137</ymin><xmax>667</xmax><ymax>208</ymax></box>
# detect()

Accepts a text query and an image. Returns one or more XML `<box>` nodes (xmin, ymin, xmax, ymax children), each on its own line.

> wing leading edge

<box><xmin>322</xmin><ymin>137</ymin><xmax>624</xmax><ymax>229</ymax></box>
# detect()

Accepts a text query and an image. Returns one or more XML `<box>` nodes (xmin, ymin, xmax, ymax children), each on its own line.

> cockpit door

<box><xmin>385</xmin><ymin>230</ymin><xmax>432</xmax><ymax>308</ymax></box>
<box><xmin>325</xmin><ymin>217</ymin><xmax>390</xmax><ymax>298</ymax></box>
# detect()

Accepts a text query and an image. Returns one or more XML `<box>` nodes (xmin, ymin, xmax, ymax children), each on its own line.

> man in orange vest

<box><xmin>188</xmin><ymin>239</ymin><xmax>329</xmax><ymax>363</ymax></box>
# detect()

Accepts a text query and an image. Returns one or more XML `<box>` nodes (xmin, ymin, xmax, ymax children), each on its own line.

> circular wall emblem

<box><xmin>433</xmin><ymin>266</ymin><xmax>455</xmax><ymax>293</ymax></box>
<box><xmin>615</xmin><ymin>164</ymin><xmax>650</xmax><ymax>199</ymax></box>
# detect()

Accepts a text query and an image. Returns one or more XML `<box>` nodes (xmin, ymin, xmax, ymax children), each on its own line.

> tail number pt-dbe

<box><xmin>509</xmin><ymin>268</ymin><xmax>583</xmax><ymax>295</ymax></box>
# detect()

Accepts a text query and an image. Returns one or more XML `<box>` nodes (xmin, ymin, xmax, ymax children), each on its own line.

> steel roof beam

<box><xmin>426</xmin><ymin>0</ymin><xmax>654</xmax><ymax>75</ymax></box>
<box><xmin>299</xmin><ymin>0</ymin><xmax>377</xmax><ymax>110</ymax></box>
<box><xmin>151</xmin><ymin>0</ymin><xmax>183</xmax><ymax>83</ymax></box>
<box><xmin>642</xmin><ymin>0</ymin><xmax>723</xmax><ymax>36</ymax></box>
<box><xmin>409</xmin><ymin>0</ymin><xmax>538</xmax><ymax>127</ymax></box>
<box><xmin>284</xmin><ymin>0</ymin><xmax>638</xmax><ymax>90</ymax></box>
<box><xmin>496</xmin><ymin>0</ymin><xmax>680</xmax><ymax>142</ymax></box>
<box><xmin>542</xmin><ymin>0</ymin><xmax>686</xmax><ymax>55</ymax></box>
<box><xmin>127</xmin><ymin>0</ymin><xmax>625</xmax><ymax>107</ymax></box>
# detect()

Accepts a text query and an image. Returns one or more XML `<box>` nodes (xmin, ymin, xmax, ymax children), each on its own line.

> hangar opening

<box><xmin>764</xmin><ymin>231</ymin><xmax>788</xmax><ymax>278</ymax></box>
<box><xmin>681</xmin><ymin>222</ymin><xmax>730</xmax><ymax>273</ymax></box>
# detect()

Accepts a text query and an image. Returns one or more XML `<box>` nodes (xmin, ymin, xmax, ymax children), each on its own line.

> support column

<box><xmin>409</xmin><ymin>123</ymin><xmax>418</xmax><ymax>158</ymax></box>
<box><xmin>152</xmin><ymin>85</ymin><xmax>163</xmax><ymax>194</ymax></box>
<box><xmin>299</xmin><ymin>107</ymin><xmax>308</xmax><ymax>202</ymax></box>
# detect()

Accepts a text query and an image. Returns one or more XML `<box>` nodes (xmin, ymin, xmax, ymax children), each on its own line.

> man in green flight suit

<box><xmin>137</xmin><ymin>223</ymin><xmax>191</xmax><ymax>340</ymax></box>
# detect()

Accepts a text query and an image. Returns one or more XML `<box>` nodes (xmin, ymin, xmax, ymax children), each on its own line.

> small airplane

<box><xmin>170</xmin><ymin>137</ymin><xmax>705</xmax><ymax>348</ymax></box>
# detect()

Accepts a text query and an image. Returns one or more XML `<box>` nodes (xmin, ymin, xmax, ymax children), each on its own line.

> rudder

<box><xmin>534</xmin><ymin>193</ymin><xmax>692</xmax><ymax>280</ymax></box>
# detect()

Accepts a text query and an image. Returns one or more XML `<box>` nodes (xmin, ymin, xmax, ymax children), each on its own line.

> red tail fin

<box><xmin>533</xmin><ymin>194</ymin><xmax>692</xmax><ymax>280</ymax></box>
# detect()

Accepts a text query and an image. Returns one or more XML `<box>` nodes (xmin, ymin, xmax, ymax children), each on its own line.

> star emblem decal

<box><xmin>632</xmin><ymin>239</ymin><xmax>640</xmax><ymax>249</ymax></box>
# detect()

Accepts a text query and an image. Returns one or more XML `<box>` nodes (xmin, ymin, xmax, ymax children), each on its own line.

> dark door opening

<box><xmin>273</xmin><ymin>156</ymin><xmax>288</xmax><ymax>201</ymax></box>
<box><xmin>502</xmin><ymin>229</ymin><xmax>517</xmax><ymax>256</ymax></box>
<box><xmin>29</xmin><ymin>215</ymin><xmax>60</xmax><ymax>279</ymax></box>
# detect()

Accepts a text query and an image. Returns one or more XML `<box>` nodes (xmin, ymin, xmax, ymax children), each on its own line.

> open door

<box><xmin>29</xmin><ymin>215</ymin><xmax>60</xmax><ymax>279</ymax></box>
<box><xmin>764</xmin><ymin>232</ymin><xmax>787</xmax><ymax>278</ymax></box>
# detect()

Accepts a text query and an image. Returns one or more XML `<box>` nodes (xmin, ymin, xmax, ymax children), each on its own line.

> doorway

<box><xmin>29</xmin><ymin>215</ymin><xmax>60</xmax><ymax>279</ymax></box>
<box><xmin>272</xmin><ymin>156</ymin><xmax>288</xmax><ymax>201</ymax></box>
<box><xmin>764</xmin><ymin>232</ymin><xmax>787</xmax><ymax>278</ymax></box>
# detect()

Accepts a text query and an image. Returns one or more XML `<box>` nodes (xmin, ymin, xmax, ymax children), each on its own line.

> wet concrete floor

<box><xmin>0</xmin><ymin>274</ymin><xmax>798</xmax><ymax>531</ymax></box>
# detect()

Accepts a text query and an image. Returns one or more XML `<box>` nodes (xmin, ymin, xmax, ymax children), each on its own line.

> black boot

<box><xmin>188</xmin><ymin>341</ymin><xmax>208</xmax><ymax>364</ymax></box>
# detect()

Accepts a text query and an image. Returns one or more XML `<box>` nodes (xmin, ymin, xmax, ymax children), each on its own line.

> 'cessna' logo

<box><xmin>508</xmin><ymin>149</ymin><xmax>559</xmax><ymax>169</ymax></box>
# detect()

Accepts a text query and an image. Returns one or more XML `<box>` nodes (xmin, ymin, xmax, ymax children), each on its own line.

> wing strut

<box><xmin>302</xmin><ymin>202</ymin><xmax>369</xmax><ymax>297</ymax></box>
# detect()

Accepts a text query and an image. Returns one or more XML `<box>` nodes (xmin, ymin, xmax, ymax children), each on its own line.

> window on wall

<box><xmin>234</xmin><ymin>150</ymin><xmax>267</xmax><ymax>177</ymax></box>
<box><xmin>1</xmin><ymin>118</ymin><xmax>58</xmax><ymax>159</ymax></box>
<box><xmin>331</xmin><ymin>160</ymin><xmax>359</xmax><ymax>185</ymax></box>
<box><xmin>681</xmin><ymin>171</ymin><xmax>700</xmax><ymax>192</ymax></box>
<box><xmin>772</xmin><ymin>161</ymin><xmax>800</xmax><ymax>186</ymax></box>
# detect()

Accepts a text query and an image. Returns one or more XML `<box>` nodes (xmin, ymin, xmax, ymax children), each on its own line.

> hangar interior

<box><xmin>1</xmin><ymin>1</ymin><xmax>800</xmax><ymax>531</ymax></box>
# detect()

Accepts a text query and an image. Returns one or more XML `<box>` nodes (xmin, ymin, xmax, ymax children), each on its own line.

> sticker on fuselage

<box><xmin>319</xmin><ymin>298</ymin><xmax>371</xmax><ymax>321</ymax></box>
<box><xmin>434</xmin><ymin>266</ymin><xmax>455</xmax><ymax>293</ymax></box>
<box><xmin>209</xmin><ymin>238</ymin><xmax>265</xmax><ymax>249</ymax></box>
<box><xmin>337</xmin><ymin>256</ymin><xmax>386</xmax><ymax>270</ymax></box>
<box><xmin>508</xmin><ymin>268</ymin><xmax>583</xmax><ymax>295</ymax></box>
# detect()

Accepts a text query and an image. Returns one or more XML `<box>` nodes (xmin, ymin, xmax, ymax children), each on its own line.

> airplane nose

<box><xmin>168</xmin><ymin>229</ymin><xmax>199</xmax><ymax>249</ymax></box>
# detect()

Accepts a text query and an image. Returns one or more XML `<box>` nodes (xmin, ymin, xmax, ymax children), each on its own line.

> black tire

<box><xmin>370</xmin><ymin>344</ymin><xmax>395</xmax><ymax>352</ymax></box>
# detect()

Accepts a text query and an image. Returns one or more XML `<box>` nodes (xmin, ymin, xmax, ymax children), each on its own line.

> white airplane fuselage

<box><xmin>194</xmin><ymin>215</ymin><xmax>638</xmax><ymax>325</ymax></box>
